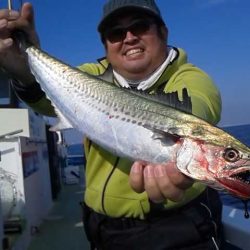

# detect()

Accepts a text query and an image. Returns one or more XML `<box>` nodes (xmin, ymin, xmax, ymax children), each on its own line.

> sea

<box><xmin>66</xmin><ymin>143</ymin><xmax>85</xmax><ymax>166</ymax></box>
<box><xmin>220</xmin><ymin>123</ymin><xmax>250</xmax><ymax>210</ymax></box>
<box><xmin>67</xmin><ymin>124</ymin><xmax>250</xmax><ymax>210</ymax></box>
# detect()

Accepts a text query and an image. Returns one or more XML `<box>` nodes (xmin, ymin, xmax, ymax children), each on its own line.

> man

<box><xmin>0</xmin><ymin>0</ymin><xmax>223</xmax><ymax>249</ymax></box>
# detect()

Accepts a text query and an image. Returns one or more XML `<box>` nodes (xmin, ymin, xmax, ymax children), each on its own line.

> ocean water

<box><xmin>67</xmin><ymin>143</ymin><xmax>84</xmax><ymax>155</ymax></box>
<box><xmin>220</xmin><ymin>124</ymin><xmax>250</xmax><ymax>209</ymax></box>
<box><xmin>66</xmin><ymin>143</ymin><xmax>85</xmax><ymax>166</ymax></box>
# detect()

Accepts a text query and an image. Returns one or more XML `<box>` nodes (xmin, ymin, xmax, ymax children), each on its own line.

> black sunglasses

<box><xmin>103</xmin><ymin>19</ymin><xmax>155</xmax><ymax>43</ymax></box>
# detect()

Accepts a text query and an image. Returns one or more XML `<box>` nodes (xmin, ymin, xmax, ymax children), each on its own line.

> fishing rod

<box><xmin>8</xmin><ymin>0</ymin><xmax>12</xmax><ymax>10</ymax></box>
<box><xmin>7</xmin><ymin>0</ymin><xmax>22</xmax><ymax>11</ymax></box>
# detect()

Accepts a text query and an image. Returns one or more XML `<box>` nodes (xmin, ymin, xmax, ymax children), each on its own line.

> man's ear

<box><xmin>161</xmin><ymin>26</ymin><xmax>168</xmax><ymax>41</ymax></box>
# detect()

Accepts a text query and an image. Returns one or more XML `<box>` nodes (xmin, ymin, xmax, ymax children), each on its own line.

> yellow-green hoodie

<box><xmin>78</xmin><ymin>47</ymin><xmax>221</xmax><ymax>219</ymax></box>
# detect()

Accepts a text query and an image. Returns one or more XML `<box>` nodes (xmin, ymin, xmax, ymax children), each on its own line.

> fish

<box><xmin>20</xmin><ymin>41</ymin><xmax>250</xmax><ymax>200</ymax></box>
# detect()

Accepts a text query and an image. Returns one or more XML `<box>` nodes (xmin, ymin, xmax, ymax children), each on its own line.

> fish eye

<box><xmin>223</xmin><ymin>148</ymin><xmax>240</xmax><ymax>162</ymax></box>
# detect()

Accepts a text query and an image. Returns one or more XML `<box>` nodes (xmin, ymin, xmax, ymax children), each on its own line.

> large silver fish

<box><xmin>23</xmin><ymin>45</ymin><xmax>250</xmax><ymax>199</ymax></box>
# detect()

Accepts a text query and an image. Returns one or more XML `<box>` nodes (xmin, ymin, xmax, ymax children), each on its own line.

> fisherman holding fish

<box><xmin>0</xmin><ymin>0</ymin><xmax>224</xmax><ymax>249</ymax></box>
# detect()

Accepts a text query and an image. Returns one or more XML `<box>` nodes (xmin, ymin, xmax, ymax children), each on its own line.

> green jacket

<box><xmin>78</xmin><ymin>47</ymin><xmax>221</xmax><ymax>219</ymax></box>
<box><xmin>24</xmin><ymin>47</ymin><xmax>221</xmax><ymax>220</ymax></box>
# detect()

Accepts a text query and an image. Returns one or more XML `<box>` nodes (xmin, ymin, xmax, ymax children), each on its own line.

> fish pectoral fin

<box><xmin>155</xmin><ymin>130</ymin><xmax>181</xmax><ymax>143</ymax></box>
<box><xmin>49</xmin><ymin>108</ymin><xmax>73</xmax><ymax>131</ymax></box>
<box><xmin>144</xmin><ymin>124</ymin><xmax>181</xmax><ymax>143</ymax></box>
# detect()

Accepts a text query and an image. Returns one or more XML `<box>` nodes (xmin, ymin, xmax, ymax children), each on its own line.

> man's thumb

<box><xmin>21</xmin><ymin>2</ymin><xmax>35</xmax><ymax>25</ymax></box>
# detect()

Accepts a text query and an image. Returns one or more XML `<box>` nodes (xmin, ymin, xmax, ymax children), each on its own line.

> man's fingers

<box><xmin>0</xmin><ymin>9</ymin><xmax>19</xmax><ymax>20</ymax></box>
<box><xmin>129</xmin><ymin>161</ymin><xmax>194</xmax><ymax>203</ymax></box>
<box><xmin>165</xmin><ymin>163</ymin><xmax>194</xmax><ymax>189</ymax></box>
<box><xmin>7</xmin><ymin>3</ymin><xmax>35</xmax><ymax>30</ymax></box>
<box><xmin>6</xmin><ymin>3</ymin><xmax>40</xmax><ymax>47</ymax></box>
<box><xmin>0</xmin><ymin>18</ymin><xmax>7</xmax><ymax>29</ymax></box>
<box><xmin>21</xmin><ymin>3</ymin><xmax>35</xmax><ymax>26</ymax></box>
<box><xmin>154</xmin><ymin>164</ymin><xmax>185</xmax><ymax>202</ymax></box>
<box><xmin>129</xmin><ymin>161</ymin><xmax>145</xmax><ymax>193</ymax></box>
<box><xmin>144</xmin><ymin>165</ymin><xmax>165</xmax><ymax>203</ymax></box>
<box><xmin>0</xmin><ymin>38</ymin><xmax>13</xmax><ymax>51</ymax></box>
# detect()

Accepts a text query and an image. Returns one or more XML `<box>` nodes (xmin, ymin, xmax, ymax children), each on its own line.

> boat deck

<box><xmin>26</xmin><ymin>183</ymin><xmax>248</xmax><ymax>250</ymax></box>
<box><xmin>28</xmin><ymin>184</ymin><xmax>90</xmax><ymax>250</ymax></box>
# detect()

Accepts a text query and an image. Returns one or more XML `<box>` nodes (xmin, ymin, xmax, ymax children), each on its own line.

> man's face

<box><xmin>103</xmin><ymin>13</ymin><xmax>168</xmax><ymax>81</ymax></box>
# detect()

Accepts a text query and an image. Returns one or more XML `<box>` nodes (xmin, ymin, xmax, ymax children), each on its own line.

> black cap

<box><xmin>98</xmin><ymin>0</ymin><xmax>165</xmax><ymax>33</ymax></box>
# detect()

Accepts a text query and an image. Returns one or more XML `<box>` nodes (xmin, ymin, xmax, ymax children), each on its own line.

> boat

<box><xmin>222</xmin><ymin>204</ymin><xmax>250</xmax><ymax>250</ymax></box>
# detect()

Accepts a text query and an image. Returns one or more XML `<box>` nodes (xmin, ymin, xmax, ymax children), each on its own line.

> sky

<box><xmin>3</xmin><ymin>0</ymin><xmax>250</xmax><ymax>128</ymax></box>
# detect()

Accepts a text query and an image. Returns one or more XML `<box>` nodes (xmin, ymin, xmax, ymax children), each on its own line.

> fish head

<box><xmin>176</xmin><ymin>138</ymin><xmax>250</xmax><ymax>199</ymax></box>
<box><xmin>213</xmin><ymin>145</ymin><xmax>250</xmax><ymax>199</ymax></box>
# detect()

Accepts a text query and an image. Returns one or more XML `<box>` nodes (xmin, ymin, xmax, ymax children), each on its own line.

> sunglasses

<box><xmin>103</xmin><ymin>19</ymin><xmax>155</xmax><ymax>43</ymax></box>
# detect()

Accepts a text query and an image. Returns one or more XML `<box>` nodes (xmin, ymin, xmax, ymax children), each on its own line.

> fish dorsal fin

<box><xmin>49</xmin><ymin>108</ymin><xmax>73</xmax><ymax>132</ymax></box>
<box><xmin>129</xmin><ymin>88</ymin><xmax>192</xmax><ymax>114</ymax></box>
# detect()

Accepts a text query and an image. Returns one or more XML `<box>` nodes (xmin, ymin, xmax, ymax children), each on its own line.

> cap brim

<box><xmin>98</xmin><ymin>6</ymin><xmax>164</xmax><ymax>33</ymax></box>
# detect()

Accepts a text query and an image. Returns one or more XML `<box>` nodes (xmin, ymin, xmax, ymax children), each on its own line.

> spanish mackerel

<box><xmin>23</xmin><ymin>44</ymin><xmax>250</xmax><ymax>200</ymax></box>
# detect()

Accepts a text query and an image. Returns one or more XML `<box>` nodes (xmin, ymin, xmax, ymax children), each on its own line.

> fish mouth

<box><xmin>218</xmin><ymin>167</ymin><xmax>250</xmax><ymax>199</ymax></box>
<box><xmin>230</xmin><ymin>169</ymin><xmax>250</xmax><ymax>185</ymax></box>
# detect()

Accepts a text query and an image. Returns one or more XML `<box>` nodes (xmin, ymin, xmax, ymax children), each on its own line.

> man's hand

<box><xmin>129</xmin><ymin>161</ymin><xmax>194</xmax><ymax>203</ymax></box>
<box><xmin>0</xmin><ymin>3</ymin><xmax>39</xmax><ymax>83</ymax></box>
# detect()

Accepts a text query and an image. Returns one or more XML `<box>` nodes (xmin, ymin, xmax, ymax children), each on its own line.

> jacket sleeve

<box><xmin>165</xmin><ymin>63</ymin><xmax>222</xmax><ymax>125</ymax></box>
<box><xmin>11</xmin><ymin>79</ymin><xmax>57</xmax><ymax>117</ymax></box>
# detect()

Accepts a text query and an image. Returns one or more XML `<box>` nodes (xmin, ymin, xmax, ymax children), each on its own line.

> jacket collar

<box><xmin>97</xmin><ymin>47</ymin><xmax>188</xmax><ymax>92</ymax></box>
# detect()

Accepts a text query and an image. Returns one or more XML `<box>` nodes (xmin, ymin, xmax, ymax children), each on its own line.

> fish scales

<box><xmin>26</xmin><ymin>48</ymin><xmax>182</xmax><ymax>129</ymax></box>
<box><xmin>26</xmin><ymin>46</ymin><xmax>182</xmax><ymax>162</ymax></box>
<box><xmin>24</xmin><ymin>45</ymin><xmax>250</xmax><ymax>199</ymax></box>
<box><xmin>27</xmin><ymin>47</ymin><xmax>200</xmax><ymax>141</ymax></box>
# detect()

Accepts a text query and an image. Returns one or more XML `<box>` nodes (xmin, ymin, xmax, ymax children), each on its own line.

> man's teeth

<box><xmin>126</xmin><ymin>49</ymin><xmax>143</xmax><ymax>56</ymax></box>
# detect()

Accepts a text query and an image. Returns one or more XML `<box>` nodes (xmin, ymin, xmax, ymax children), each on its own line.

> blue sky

<box><xmin>4</xmin><ymin>0</ymin><xmax>250</xmax><ymax>126</ymax></box>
